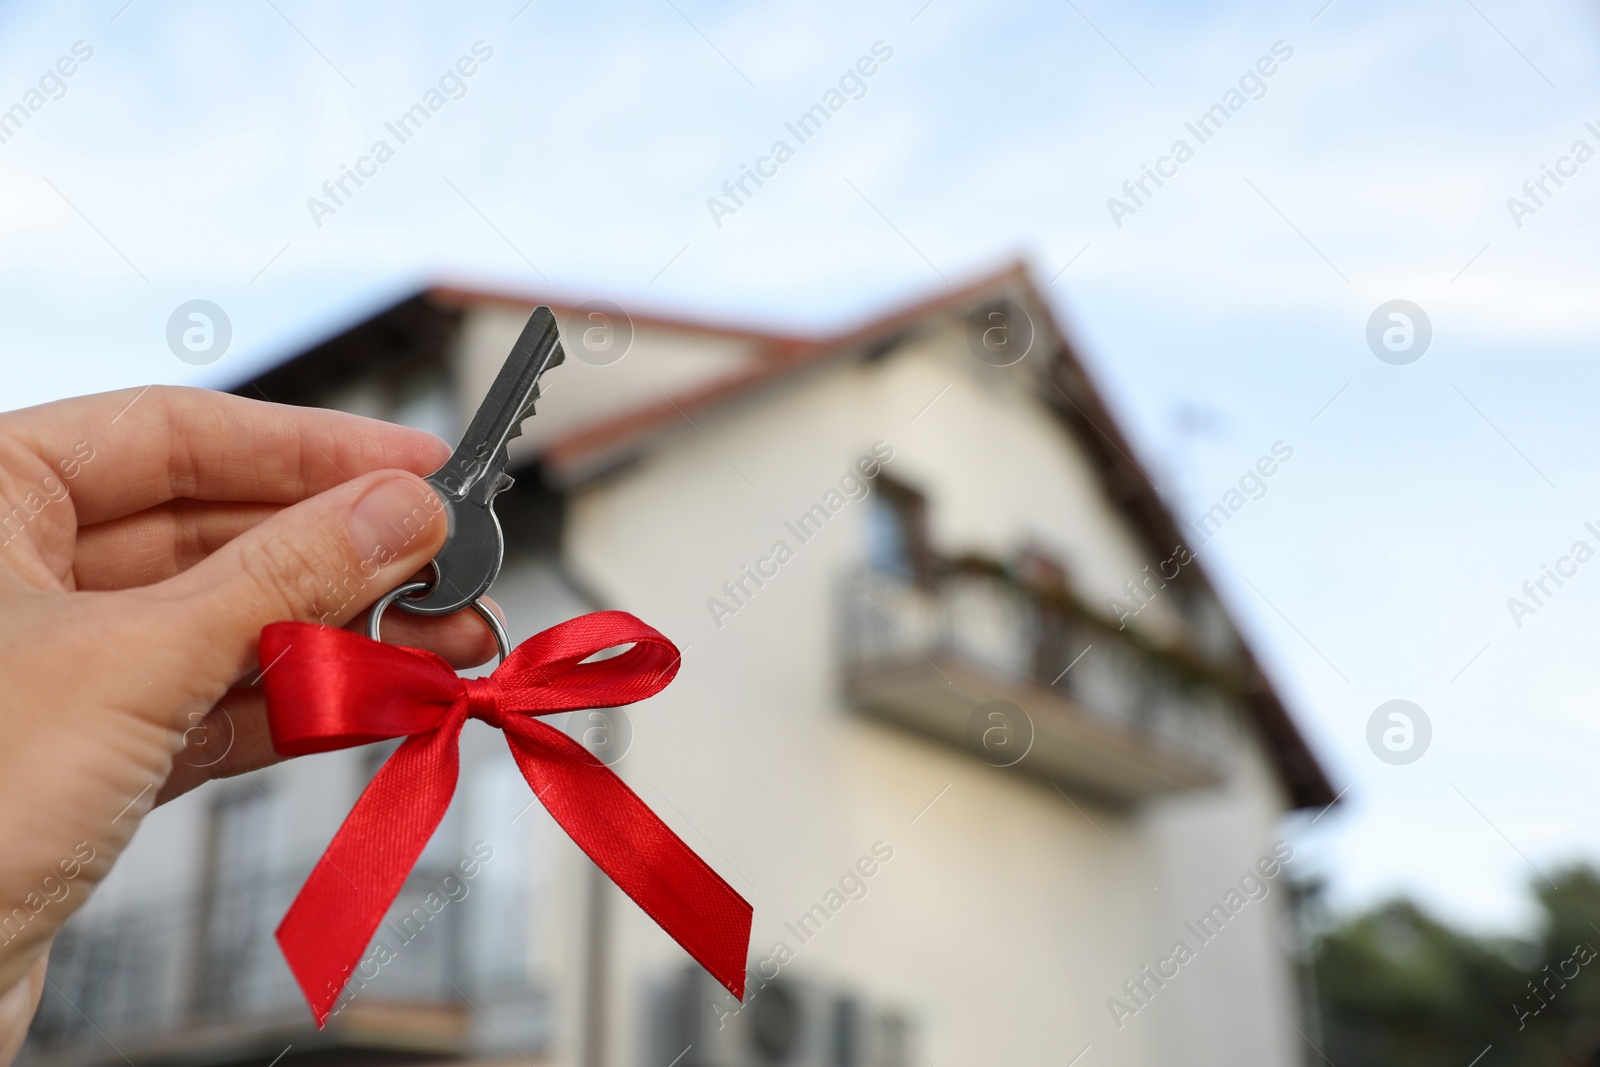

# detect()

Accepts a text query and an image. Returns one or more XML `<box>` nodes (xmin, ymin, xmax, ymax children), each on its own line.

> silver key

<box><xmin>397</xmin><ymin>305</ymin><xmax>565</xmax><ymax>616</ymax></box>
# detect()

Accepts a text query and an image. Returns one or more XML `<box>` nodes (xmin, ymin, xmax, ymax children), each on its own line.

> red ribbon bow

<box><xmin>259</xmin><ymin>611</ymin><xmax>751</xmax><ymax>1026</ymax></box>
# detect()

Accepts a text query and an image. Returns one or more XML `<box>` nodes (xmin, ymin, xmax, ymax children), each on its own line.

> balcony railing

<box><xmin>23</xmin><ymin>859</ymin><xmax>548</xmax><ymax>1067</ymax></box>
<box><xmin>840</xmin><ymin>560</ymin><xmax>1238</xmax><ymax>801</ymax></box>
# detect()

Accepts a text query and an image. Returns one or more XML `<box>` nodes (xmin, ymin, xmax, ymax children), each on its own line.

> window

<box><xmin>865</xmin><ymin>474</ymin><xmax>933</xmax><ymax>584</ymax></box>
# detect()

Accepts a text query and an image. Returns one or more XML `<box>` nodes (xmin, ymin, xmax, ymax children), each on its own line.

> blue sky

<box><xmin>3</xmin><ymin>0</ymin><xmax>1599</xmax><ymax>935</ymax></box>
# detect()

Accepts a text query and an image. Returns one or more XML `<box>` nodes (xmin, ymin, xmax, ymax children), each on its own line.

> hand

<box><xmin>0</xmin><ymin>386</ymin><xmax>500</xmax><ymax>1061</ymax></box>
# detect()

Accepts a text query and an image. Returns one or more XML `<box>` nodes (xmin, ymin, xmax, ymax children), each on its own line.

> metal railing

<box><xmin>27</xmin><ymin>859</ymin><xmax>536</xmax><ymax>1052</ymax></box>
<box><xmin>841</xmin><ymin>563</ymin><xmax>1236</xmax><ymax>773</ymax></box>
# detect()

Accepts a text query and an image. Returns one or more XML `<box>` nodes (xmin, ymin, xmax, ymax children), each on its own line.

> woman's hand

<box><xmin>0</xmin><ymin>385</ymin><xmax>499</xmax><ymax>1062</ymax></box>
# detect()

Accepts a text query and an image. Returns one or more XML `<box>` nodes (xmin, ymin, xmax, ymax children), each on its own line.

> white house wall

<box><xmin>562</xmin><ymin>323</ymin><xmax>1301</xmax><ymax>1066</ymax></box>
<box><xmin>1139</xmin><ymin>742</ymin><xmax>1303</xmax><ymax>1067</ymax></box>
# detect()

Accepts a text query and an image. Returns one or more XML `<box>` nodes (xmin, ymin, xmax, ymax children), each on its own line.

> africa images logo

<box><xmin>306</xmin><ymin>42</ymin><xmax>494</xmax><ymax>228</ymax></box>
<box><xmin>1366</xmin><ymin>700</ymin><xmax>1430</xmax><ymax>765</ymax></box>
<box><xmin>1105</xmin><ymin>41</ymin><xmax>1294</xmax><ymax>228</ymax></box>
<box><xmin>706</xmin><ymin>41</ymin><xmax>894</xmax><ymax>229</ymax></box>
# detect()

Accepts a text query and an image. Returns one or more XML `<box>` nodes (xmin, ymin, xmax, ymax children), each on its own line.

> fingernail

<box><xmin>349</xmin><ymin>476</ymin><xmax>439</xmax><ymax>558</ymax></box>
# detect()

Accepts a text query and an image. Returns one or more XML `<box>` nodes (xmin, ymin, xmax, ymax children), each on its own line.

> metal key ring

<box><xmin>367</xmin><ymin>581</ymin><xmax>511</xmax><ymax>667</ymax></box>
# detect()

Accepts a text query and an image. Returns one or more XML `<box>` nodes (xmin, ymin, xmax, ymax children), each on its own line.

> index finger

<box><xmin>3</xmin><ymin>386</ymin><xmax>452</xmax><ymax>526</ymax></box>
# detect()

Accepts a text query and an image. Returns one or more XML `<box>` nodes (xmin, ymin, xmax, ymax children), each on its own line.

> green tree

<box><xmin>1309</xmin><ymin>866</ymin><xmax>1600</xmax><ymax>1066</ymax></box>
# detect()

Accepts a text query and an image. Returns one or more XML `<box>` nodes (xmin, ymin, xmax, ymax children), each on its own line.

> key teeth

<box><xmin>505</xmin><ymin>383</ymin><xmax>543</xmax><ymax>444</ymax></box>
<box><xmin>480</xmin><ymin>339</ymin><xmax>557</xmax><ymax>462</ymax></box>
<box><xmin>506</xmin><ymin>404</ymin><xmax>534</xmax><ymax>443</ymax></box>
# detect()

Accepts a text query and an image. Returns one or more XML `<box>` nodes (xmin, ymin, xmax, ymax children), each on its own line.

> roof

<box><xmin>513</xmin><ymin>266</ymin><xmax>1023</xmax><ymax>485</ymax></box>
<box><xmin>427</xmin><ymin>281</ymin><xmax>817</xmax><ymax>350</ymax></box>
<box><xmin>235</xmin><ymin>263</ymin><xmax>1339</xmax><ymax>811</ymax></box>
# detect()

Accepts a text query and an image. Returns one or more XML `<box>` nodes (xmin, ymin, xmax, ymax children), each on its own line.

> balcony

<box><xmin>840</xmin><ymin>560</ymin><xmax>1238</xmax><ymax>804</ymax></box>
<box><xmin>22</xmin><ymin>859</ymin><xmax>549</xmax><ymax>1067</ymax></box>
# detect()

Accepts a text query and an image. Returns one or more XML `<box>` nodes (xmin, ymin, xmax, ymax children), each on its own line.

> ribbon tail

<box><xmin>276</xmin><ymin>714</ymin><xmax>465</xmax><ymax>1026</ymax></box>
<box><xmin>504</xmin><ymin>722</ymin><xmax>753</xmax><ymax>1000</ymax></box>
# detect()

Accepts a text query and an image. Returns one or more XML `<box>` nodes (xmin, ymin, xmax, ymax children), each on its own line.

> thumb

<box><xmin>159</xmin><ymin>470</ymin><xmax>447</xmax><ymax>681</ymax></box>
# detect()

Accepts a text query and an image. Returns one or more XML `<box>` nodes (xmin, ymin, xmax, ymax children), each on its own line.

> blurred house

<box><xmin>23</xmin><ymin>262</ymin><xmax>1335</xmax><ymax>1067</ymax></box>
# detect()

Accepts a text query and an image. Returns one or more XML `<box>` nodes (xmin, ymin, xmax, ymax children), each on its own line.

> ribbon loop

<box><xmin>258</xmin><ymin>613</ymin><xmax>751</xmax><ymax>1027</ymax></box>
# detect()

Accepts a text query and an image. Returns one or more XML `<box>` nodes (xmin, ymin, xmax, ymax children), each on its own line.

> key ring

<box><xmin>367</xmin><ymin>581</ymin><xmax>511</xmax><ymax>667</ymax></box>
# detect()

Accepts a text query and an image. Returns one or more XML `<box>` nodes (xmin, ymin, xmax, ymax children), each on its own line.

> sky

<box><xmin>2</xmin><ymin>0</ymin><xmax>1599</xmax><ymax>937</ymax></box>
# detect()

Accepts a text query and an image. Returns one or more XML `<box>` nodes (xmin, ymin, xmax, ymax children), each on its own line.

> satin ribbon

<box><xmin>258</xmin><ymin>611</ymin><xmax>751</xmax><ymax>1026</ymax></box>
